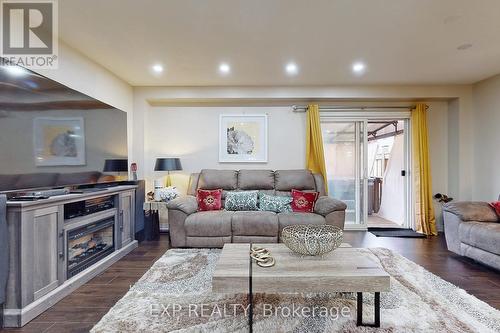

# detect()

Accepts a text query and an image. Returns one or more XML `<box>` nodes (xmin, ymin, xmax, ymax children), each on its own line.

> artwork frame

<box><xmin>33</xmin><ymin>117</ymin><xmax>86</xmax><ymax>166</ymax></box>
<box><xmin>219</xmin><ymin>114</ymin><xmax>268</xmax><ymax>163</ymax></box>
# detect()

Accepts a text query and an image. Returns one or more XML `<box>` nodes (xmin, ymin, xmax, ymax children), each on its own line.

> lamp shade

<box><xmin>103</xmin><ymin>159</ymin><xmax>128</xmax><ymax>172</ymax></box>
<box><xmin>154</xmin><ymin>158</ymin><xmax>182</xmax><ymax>171</ymax></box>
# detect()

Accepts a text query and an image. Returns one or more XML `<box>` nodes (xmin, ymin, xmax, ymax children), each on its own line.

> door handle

<box><xmin>401</xmin><ymin>170</ymin><xmax>406</xmax><ymax>177</ymax></box>
<box><xmin>119</xmin><ymin>210</ymin><xmax>124</xmax><ymax>230</ymax></box>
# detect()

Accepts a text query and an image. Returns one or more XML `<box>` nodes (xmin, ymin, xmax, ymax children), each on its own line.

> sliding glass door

<box><xmin>321</xmin><ymin>121</ymin><xmax>367</xmax><ymax>227</ymax></box>
<box><xmin>322</xmin><ymin>115</ymin><xmax>411</xmax><ymax>230</ymax></box>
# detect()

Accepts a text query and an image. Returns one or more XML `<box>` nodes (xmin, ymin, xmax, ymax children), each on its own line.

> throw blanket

<box><xmin>0</xmin><ymin>195</ymin><xmax>8</xmax><ymax>304</ymax></box>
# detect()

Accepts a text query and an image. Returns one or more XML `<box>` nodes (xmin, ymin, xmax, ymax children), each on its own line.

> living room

<box><xmin>0</xmin><ymin>1</ymin><xmax>499</xmax><ymax>332</ymax></box>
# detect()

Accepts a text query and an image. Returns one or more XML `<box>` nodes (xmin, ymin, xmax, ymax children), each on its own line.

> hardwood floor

<box><xmin>1</xmin><ymin>232</ymin><xmax>499</xmax><ymax>333</ymax></box>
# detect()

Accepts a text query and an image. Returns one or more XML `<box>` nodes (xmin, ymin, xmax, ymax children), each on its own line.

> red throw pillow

<box><xmin>291</xmin><ymin>189</ymin><xmax>319</xmax><ymax>213</ymax></box>
<box><xmin>197</xmin><ymin>189</ymin><xmax>222</xmax><ymax>211</ymax></box>
<box><xmin>489</xmin><ymin>201</ymin><xmax>500</xmax><ymax>217</ymax></box>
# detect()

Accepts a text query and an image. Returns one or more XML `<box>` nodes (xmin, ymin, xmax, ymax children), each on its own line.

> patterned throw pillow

<box><xmin>291</xmin><ymin>189</ymin><xmax>319</xmax><ymax>213</ymax></box>
<box><xmin>490</xmin><ymin>201</ymin><xmax>500</xmax><ymax>217</ymax></box>
<box><xmin>225</xmin><ymin>191</ymin><xmax>258</xmax><ymax>211</ymax></box>
<box><xmin>259</xmin><ymin>193</ymin><xmax>292</xmax><ymax>213</ymax></box>
<box><xmin>197</xmin><ymin>189</ymin><xmax>222</xmax><ymax>211</ymax></box>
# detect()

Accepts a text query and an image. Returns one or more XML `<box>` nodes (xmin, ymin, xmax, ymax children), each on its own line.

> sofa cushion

<box><xmin>185</xmin><ymin>211</ymin><xmax>233</xmax><ymax>237</ymax></box>
<box><xmin>231</xmin><ymin>211</ymin><xmax>278</xmax><ymax>236</ymax></box>
<box><xmin>225</xmin><ymin>191</ymin><xmax>258</xmax><ymax>211</ymax></box>
<box><xmin>199</xmin><ymin>169</ymin><xmax>238</xmax><ymax>190</ymax></box>
<box><xmin>275</xmin><ymin>170</ymin><xmax>316</xmax><ymax>191</ymax></box>
<box><xmin>55</xmin><ymin>171</ymin><xmax>101</xmax><ymax>186</ymax></box>
<box><xmin>14</xmin><ymin>173</ymin><xmax>59</xmax><ymax>190</ymax></box>
<box><xmin>238</xmin><ymin>170</ymin><xmax>275</xmax><ymax>190</ymax></box>
<box><xmin>0</xmin><ymin>174</ymin><xmax>20</xmax><ymax>191</ymax></box>
<box><xmin>259</xmin><ymin>193</ymin><xmax>292</xmax><ymax>213</ymax></box>
<box><xmin>443</xmin><ymin>201</ymin><xmax>499</xmax><ymax>222</ymax></box>
<box><xmin>489</xmin><ymin>201</ymin><xmax>500</xmax><ymax>217</ymax></box>
<box><xmin>277</xmin><ymin>212</ymin><xmax>325</xmax><ymax>231</ymax></box>
<box><xmin>459</xmin><ymin>221</ymin><xmax>500</xmax><ymax>255</ymax></box>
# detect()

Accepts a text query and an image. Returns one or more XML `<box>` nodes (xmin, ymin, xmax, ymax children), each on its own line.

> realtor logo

<box><xmin>1</xmin><ymin>0</ymin><xmax>58</xmax><ymax>68</ymax></box>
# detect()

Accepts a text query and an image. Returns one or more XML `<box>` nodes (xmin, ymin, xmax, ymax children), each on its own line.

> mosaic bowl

<box><xmin>281</xmin><ymin>225</ymin><xmax>343</xmax><ymax>256</ymax></box>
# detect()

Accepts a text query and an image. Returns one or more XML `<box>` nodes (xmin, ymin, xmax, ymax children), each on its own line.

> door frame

<box><xmin>320</xmin><ymin>111</ymin><xmax>412</xmax><ymax>231</ymax></box>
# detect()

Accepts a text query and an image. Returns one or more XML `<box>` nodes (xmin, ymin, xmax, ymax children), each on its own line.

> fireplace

<box><xmin>67</xmin><ymin>217</ymin><xmax>115</xmax><ymax>278</ymax></box>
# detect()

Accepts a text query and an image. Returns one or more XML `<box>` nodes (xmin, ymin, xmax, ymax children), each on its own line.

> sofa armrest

<box><xmin>443</xmin><ymin>201</ymin><xmax>498</xmax><ymax>222</ymax></box>
<box><xmin>166</xmin><ymin>195</ymin><xmax>198</xmax><ymax>215</ymax></box>
<box><xmin>314</xmin><ymin>196</ymin><xmax>347</xmax><ymax>217</ymax></box>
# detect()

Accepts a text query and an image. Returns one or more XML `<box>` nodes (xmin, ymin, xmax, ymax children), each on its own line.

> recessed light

<box><xmin>457</xmin><ymin>43</ymin><xmax>472</xmax><ymax>51</ymax></box>
<box><xmin>352</xmin><ymin>62</ymin><xmax>366</xmax><ymax>74</ymax></box>
<box><xmin>3</xmin><ymin>65</ymin><xmax>27</xmax><ymax>76</ymax></box>
<box><xmin>285</xmin><ymin>62</ymin><xmax>299</xmax><ymax>76</ymax></box>
<box><xmin>219</xmin><ymin>63</ymin><xmax>231</xmax><ymax>75</ymax></box>
<box><xmin>152</xmin><ymin>64</ymin><xmax>164</xmax><ymax>73</ymax></box>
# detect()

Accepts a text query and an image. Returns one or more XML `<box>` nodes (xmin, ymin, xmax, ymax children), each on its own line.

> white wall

<box><xmin>145</xmin><ymin>106</ymin><xmax>306</xmax><ymax>193</ymax></box>
<box><xmin>472</xmin><ymin>74</ymin><xmax>500</xmax><ymax>201</ymax></box>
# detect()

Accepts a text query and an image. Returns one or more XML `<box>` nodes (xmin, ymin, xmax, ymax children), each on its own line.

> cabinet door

<box><xmin>119</xmin><ymin>191</ymin><xmax>135</xmax><ymax>247</ymax></box>
<box><xmin>29</xmin><ymin>206</ymin><xmax>61</xmax><ymax>301</ymax></box>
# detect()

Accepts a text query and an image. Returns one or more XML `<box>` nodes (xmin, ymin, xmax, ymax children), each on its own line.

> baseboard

<box><xmin>3</xmin><ymin>241</ymin><xmax>138</xmax><ymax>328</ymax></box>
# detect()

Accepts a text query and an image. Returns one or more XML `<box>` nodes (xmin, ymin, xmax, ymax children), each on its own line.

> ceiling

<box><xmin>59</xmin><ymin>0</ymin><xmax>500</xmax><ymax>86</ymax></box>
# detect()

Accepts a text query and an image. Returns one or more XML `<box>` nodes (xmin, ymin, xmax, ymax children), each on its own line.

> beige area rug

<box><xmin>91</xmin><ymin>248</ymin><xmax>500</xmax><ymax>333</ymax></box>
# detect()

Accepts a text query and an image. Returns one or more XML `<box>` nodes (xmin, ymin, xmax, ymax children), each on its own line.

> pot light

<box><xmin>218</xmin><ymin>63</ymin><xmax>231</xmax><ymax>75</ymax></box>
<box><xmin>3</xmin><ymin>65</ymin><xmax>28</xmax><ymax>76</ymax></box>
<box><xmin>152</xmin><ymin>64</ymin><xmax>164</xmax><ymax>74</ymax></box>
<box><xmin>285</xmin><ymin>62</ymin><xmax>299</xmax><ymax>76</ymax></box>
<box><xmin>352</xmin><ymin>62</ymin><xmax>366</xmax><ymax>74</ymax></box>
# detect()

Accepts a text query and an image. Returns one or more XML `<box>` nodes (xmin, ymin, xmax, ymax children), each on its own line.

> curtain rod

<box><xmin>291</xmin><ymin>105</ymin><xmax>421</xmax><ymax>112</ymax></box>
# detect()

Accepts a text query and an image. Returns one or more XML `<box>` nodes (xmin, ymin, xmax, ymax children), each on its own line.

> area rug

<box><xmin>91</xmin><ymin>248</ymin><xmax>500</xmax><ymax>333</ymax></box>
<box><xmin>369</xmin><ymin>228</ymin><xmax>427</xmax><ymax>238</ymax></box>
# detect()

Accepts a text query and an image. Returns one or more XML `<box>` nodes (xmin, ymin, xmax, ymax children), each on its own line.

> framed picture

<box><xmin>33</xmin><ymin>117</ymin><xmax>86</xmax><ymax>166</ymax></box>
<box><xmin>219</xmin><ymin>114</ymin><xmax>268</xmax><ymax>163</ymax></box>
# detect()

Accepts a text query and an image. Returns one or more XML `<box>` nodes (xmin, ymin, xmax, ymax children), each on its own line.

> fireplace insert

<box><xmin>67</xmin><ymin>217</ymin><xmax>115</xmax><ymax>278</ymax></box>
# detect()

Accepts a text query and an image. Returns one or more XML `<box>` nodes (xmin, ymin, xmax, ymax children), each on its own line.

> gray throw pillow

<box><xmin>259</xmin><ymin>193</ymin><xmax>292</xmax><ymax>213</ymax></box>
<box><xmin>225</xmin><ymin>191</ymin><xmax>258</xmax><ymax>211</ymax></box>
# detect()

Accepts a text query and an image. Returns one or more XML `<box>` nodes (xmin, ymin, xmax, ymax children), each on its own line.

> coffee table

<box><xmin>212</xmin><ymin>243</ymin><xmax>390</xmax><ymax>330</ymax></box>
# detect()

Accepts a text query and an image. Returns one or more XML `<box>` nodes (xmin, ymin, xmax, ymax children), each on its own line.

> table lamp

<box><xmin>103</xmin><ymin>159</ymin><xmax>128</xmax><ymax>180</ymax></box>
<box><xmin>154</xmin><ymin>158</ymin><xmax>182</xmax><ymax>187</ymax></box>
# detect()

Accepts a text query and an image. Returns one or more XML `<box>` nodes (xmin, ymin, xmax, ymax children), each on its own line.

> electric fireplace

<box><xmin>67</xmin><ymin>217</ymin><xmax>115</xmax><ymax>278</ymax></box>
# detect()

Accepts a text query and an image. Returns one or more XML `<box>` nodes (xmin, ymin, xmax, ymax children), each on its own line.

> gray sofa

<box><xmin>167</xmin><ymin>169</ymin><xmax>347</xmax><ymax>248</ymax></box>
<box><xmin>443</xmin><ymin>196</ymin><xmax>500</xmax><ymax>270</ymax></box>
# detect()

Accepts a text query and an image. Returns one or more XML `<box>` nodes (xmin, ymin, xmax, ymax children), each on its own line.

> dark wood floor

<box><xmin>1</xmin><ymin>232</ymin><xmax>499</xmax><ymax>333</ymax></box>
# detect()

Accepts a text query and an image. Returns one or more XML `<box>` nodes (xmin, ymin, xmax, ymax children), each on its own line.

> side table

<box><xmin>143</xmin><ymin>201</ymin><xmax>168</xmax><ymax>241</ymax></box>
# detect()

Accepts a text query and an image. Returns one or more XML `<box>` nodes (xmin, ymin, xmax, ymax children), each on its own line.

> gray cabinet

<box><xmin>119</xmin><ymin>190</ymin><xmax>135</xmax><ymax>247</ymax></box>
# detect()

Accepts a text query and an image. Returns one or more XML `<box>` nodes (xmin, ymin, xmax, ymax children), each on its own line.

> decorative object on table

<box><xmin>250</xmin><ymin>245</ymin><xmax>275</xmax><ymax>267</ymax></box>
<box><xmin>130</xmin><ymin>163</ymin><xmax>138</xmax><ymax>181</ymax></box>
<box><xmin>258</xmin><ymin>193</ymin><xmax>292</xmax><ymax>213</ymax></box>
<box><xmin>155</xmin><ymin>186</ymin><xmax>179</xmax><ymax>202</ymax></box>
<box><xmin>290</xmin><ymin>189</ymin><xmax>319</xmax><ymax>212</ymax></box>
<box><xmin>33</xmin><ymin>117</ymin><xmax>85</xmax><ymax>166</ymax></box>
<box><xmin>224</xmin><ymin>190</ymin><xmax>259</xmax><ymax>211</ymax></box>
<box><xmin>147</xmin><ymin>191</ymin><xmax>155</xmax><ymax>201</ymax></box>
<box><xmin>282</xmin><ymin>224</ymin><xmax>343</xmax><ymax>256</ymax></box>
<box><xmin>219</xmin><ymin>114</ymin><xmax>268</xmax><ymax>163</ymax></box>
<box><xmin>103</xmin><ymin>159</ymin><xmax>128</xmax><ymax>180</ymax></box>
<box><xmin>434</xmin><ymin>193</ymin><xmax>453</xmax><ymax>203</ymax></box>
<box><xmin>196</xmin><ymin>189</ymin><xmax>222</xmax><ymax>211</ymax></box>
<box><xmin>154</xmin><ymin>157</ymin><xmax>182</xmax><ymax>187</ymax></box>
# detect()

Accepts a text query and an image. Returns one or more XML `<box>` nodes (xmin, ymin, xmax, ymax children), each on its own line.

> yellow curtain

<box><xmin>306</xmin><ymin>104</ymin><xmax>328</xmax><ymax>194</ymax></box>
<box><xmin>412</xmin><ymin>103</ymin><xmax>437</xmax><ymax>235</ymax></box>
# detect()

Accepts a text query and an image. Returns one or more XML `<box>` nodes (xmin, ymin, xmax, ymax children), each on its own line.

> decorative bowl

<box><xmin>281</xmin><ymin>225</ymin><xmax>343</xmax><ymax>256</ymax></box>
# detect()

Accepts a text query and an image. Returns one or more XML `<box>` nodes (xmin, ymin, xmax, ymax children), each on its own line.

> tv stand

<box><xmin>3</xmin><ymin>185</ymin><xmax>138</xmax><ymax>327</ymax></box>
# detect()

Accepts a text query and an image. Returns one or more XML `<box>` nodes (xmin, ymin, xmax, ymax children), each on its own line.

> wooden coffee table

<box><xmin>213</xmin><ymin>243</ymin><xmax>390</xmax><ymax>330</ymax></box>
